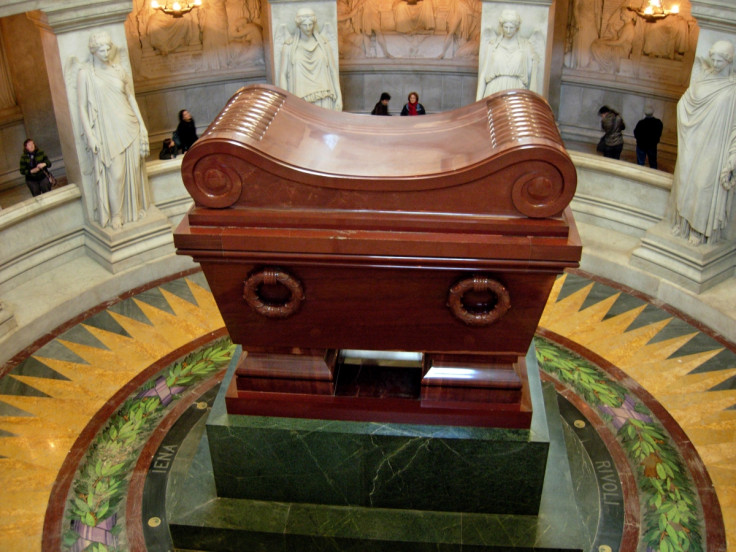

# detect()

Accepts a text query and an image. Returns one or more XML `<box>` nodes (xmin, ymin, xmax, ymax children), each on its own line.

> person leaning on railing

<box><xmin>19</xmin><ymin>138</ymin><xmax>52</xmax><ymax>197</ymax></box>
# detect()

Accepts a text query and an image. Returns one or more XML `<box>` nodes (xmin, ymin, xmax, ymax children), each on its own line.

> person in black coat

<box><xmin>176</xmin><ymin>109</ymin><xmax>199</xmax><ymax>152</ymax></box>
<box><xmin>400</xmin><ymin>92</ymin><xmax>426</xmax><ymax>116</ymax></box>
<box><xmin>634</xmin><ymin>106</ymin><xmax>663</xmax><ymax>169</ymax></box>
<box><xmin>19</xmin><ymin>139</ymin><xmax>52</xmax><ymax>196</ymax></box>
<box><xmin>371</xmin><ymin>92</ymin><xmax>391</xmax><ymax>115</ymax></box>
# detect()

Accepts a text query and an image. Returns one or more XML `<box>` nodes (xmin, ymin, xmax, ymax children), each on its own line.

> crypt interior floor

<box><xmin>0</xmin><ymin>269</ymin><xmax>733</xmax><ymax>551</ymax></box>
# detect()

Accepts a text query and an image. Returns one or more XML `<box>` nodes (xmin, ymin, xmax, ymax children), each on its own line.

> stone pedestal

<box><xmin>85</xmin><ymin>208</ymin><xmax>175</xmax><ymax>273</ymax></box>
<box><xmin>167</xmin><ymin>345</ymin><xmax>586</xmax><ymax>551</ymax></box>
<box><xmin>0</xmin><ymin>301</ymin><xmax>16</xmax><ymax>339</ymax></box>
<box><xmin>631</xmin><ymin>220</ymin><xmax>736</xmax><ymax>293</ymax></box>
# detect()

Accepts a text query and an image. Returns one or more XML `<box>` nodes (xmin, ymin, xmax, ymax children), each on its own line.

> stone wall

<box><xmin>340</xmin><ymin>60</ymin><xmax>477</xmax><ymax>113</ymax></box>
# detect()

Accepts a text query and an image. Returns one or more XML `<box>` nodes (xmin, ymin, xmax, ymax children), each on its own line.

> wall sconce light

<box><xmin>629</xmin><ymin>0</ymin><xmax>679</xmax><ymax>21</ymax></box>
<box><xmin>151</xmin><ymin>0</ymin><xmax>202</xmax><ymax>17</ymax></box>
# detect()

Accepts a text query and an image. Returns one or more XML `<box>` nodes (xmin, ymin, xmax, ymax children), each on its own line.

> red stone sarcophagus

<box><xmin>174</xmin><ymin>84</ymin><xmax>581</xmax><ymax>428</ymax></box>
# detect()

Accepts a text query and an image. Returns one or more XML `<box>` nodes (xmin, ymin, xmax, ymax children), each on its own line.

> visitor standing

<box><xmin>596</xmin><ymin>105</ymin><xmax>625</xmax><ymax>160</ymax></box>
<box><xmin>400</xmin><ymin>92</ymin><xmax>426</xmax><ymax>116</ymax></box>
<box><xmin>634</xmin><ymin>106</ymin><xmax>663</xmax><ymax>169</ymax></box>
<box><xmin>371</xmin><ymin>92</ymin><xmax>391</xmax><ymax>115</ymax></box>
<box><xmin>176</xmin><ymin>109</ymin><xmax>199</xmax><ymax>152</ymax></box>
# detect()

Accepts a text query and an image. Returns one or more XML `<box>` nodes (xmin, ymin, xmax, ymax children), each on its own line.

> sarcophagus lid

<box><xmin>175</xmin><ymin>84</ymin><xmax>581</xmax><ymax>357</ymax></box>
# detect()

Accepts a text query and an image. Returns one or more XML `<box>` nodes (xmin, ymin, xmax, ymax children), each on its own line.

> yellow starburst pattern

<box><xmin>0</xmin><ymin>278</ymin><xmax>224</xmax><ymax>552</ymax></box>
<box><xmin>540</xmin><ymin>273</ymin><xmax>736</xmax><ymax>549</ymax></box>
<box><xmin>0</xmin><ymin>270</ymin><xmax>733</xmax><ymax>551</ymax></box>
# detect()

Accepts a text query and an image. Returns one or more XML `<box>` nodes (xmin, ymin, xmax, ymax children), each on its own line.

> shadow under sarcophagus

<box><xmin>172</xmin><ymin>85</ymin><xmax>586</xmax><ymax>550</ymax></box>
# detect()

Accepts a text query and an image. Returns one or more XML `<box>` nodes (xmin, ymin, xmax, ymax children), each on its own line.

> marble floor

<box><xmin>0</xmin><ymin>269</ymin><xmax>732</xmax><ymax>551</ymax></box>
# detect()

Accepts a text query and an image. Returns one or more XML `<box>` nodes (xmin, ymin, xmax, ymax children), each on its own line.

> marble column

<box><xmin>476</xmin><ymin>0</ymin><xmax>555</xmax><ymax>100</ymax></box>
<box><xmin>630</xmin><ymin>0</ymin><xmax>736</xmax><ymax>293</ymax></box>
<box><xmin>27</xmin><ymin>2</ymin><xmax>174</xmax><ymax>273</ymax></box>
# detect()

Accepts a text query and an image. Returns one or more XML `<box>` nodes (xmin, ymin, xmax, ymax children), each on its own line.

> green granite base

<box><xmin>206</xmin><ymin>347</ymin><xmax>549</xmax><ymax>515</ymax></box>
<box><xmin>167</xmin><ymin>346</ymin><xmax>586</xmax><ymax>550</ymax></box>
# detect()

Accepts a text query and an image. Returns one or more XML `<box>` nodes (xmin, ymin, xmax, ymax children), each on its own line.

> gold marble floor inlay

<box><xmin>0</xmin><ymin>276</ymin><xmax>224</xmax><ymax>552</ymax></box>
<box><xmin>0</xmin><ymin>271</ymin><xmax>733</xmax><ymax>551</ymax></box>
<box><xmin>541</xmin><ymin>273</ymin><xmax>736</xmax><ymax>549</ymax></box>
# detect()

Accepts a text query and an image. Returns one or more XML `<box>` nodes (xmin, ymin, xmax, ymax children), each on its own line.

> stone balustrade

<box><xmin>0</xmin><ymin>156</ymin><xmax>734</xmax><ymax>368</ymax></box>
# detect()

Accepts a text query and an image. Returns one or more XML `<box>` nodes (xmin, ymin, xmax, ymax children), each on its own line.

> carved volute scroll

<box><xmin>184</xmin><ymin>87</ymin><xmax>284</xmax><ymax>208</ymax></box>
<box><xmin>485</xmin><ymin>92</ymin><xmax>575</xmax><ymax>218</ymax></box>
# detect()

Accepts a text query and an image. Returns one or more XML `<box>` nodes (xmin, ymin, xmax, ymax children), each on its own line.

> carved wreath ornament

<box><xmin>447</xmin><ymin>275</ymin><xmax>511</xmax><ymax>326</ymax></box>
<box><xmin>243</xmin><ymin>267</ymin><xmax>305</xmax><ymax>318</ymax></box>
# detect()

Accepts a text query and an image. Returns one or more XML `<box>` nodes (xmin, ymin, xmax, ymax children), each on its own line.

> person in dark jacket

<box><xmin>400</xmin><ymin>91</ymin><xmax>426</xmax><ymax>116</ymax></box>
<box><xmin>633</xmin><ymin>106</ymin><xmax>663</xmax><ymax>169</ymax></box>
<box><xmin>159</xmin><ymin>138</ymin><xmax>179</xmax><ymax>160</ymax></box>
<box><xmin>596</xmin><ymin>105</ymin><xmax>625</xmax><ymax>159</ymax></box>
<box><xmin>19</xmin><ymin>139</ymin><xmax>52</xmax><ymax>196</ymax></box>
<box><xmin>371</xmin><ymin>92</ymin><xmax>391</xmax><ymax>115</ymax></box>
<box><xmin>176</xmin><ymin>109</ymin><xmax>199</xmax><ymax>152</ymax></box>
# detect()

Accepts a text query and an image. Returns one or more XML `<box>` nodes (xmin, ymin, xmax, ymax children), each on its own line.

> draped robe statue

<box><xmin>77</xmin><ymin>31</ymin><xmax>150</xmax><ymax>230</ymax></box>
<box><xmin>477</xmin><ymin>10</ymin><xmax>538</xmax><ymax>99</ymax></box>
<box><xmin>671</xmin><ymin>40</ymin><xmax>736</xmax><ymax>245</ymax></box>
<box><xmin>279</xmin><ymin>8</ymin><xmax>343</xmax><ymax>111</ymax></box>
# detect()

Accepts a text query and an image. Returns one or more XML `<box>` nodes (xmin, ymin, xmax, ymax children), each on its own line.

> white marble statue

<box><xmin>279</xmin><ymin>8</ymin><xmax>343</xmax><ymax>111</ymax></box>
<box><xmin>670</xmin><ymin>40</ymin><xmax>736</xmax><ymax>246</ymax></box>
<box><xmin>76</xmin><ymin>31</ymin><xmax>150</xmax><ymax>230</ymax></box>
<box><xmin>476</xmin><ymin>10</ymin><xmax>539</xmax><ymax>100</ymax></box>
<box><xmin>590</xmin><ymin>8</ymin><xmax>636</xmax><ymax>74</ymax></box>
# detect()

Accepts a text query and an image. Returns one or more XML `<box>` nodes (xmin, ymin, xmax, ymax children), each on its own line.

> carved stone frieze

<box><xmin>563</xmin><ymin>0</ymin><xmax>698</xmax><ymax>88</ymax></box>
<box><xmin>124</xmin><ymin>0</ymin><xmax>265</xmax><ymax>80</ymax></box>
<box><xmin>337</xmin><ymin>0</ymin><xmax>481</xmax><ymax>60</ymax></box>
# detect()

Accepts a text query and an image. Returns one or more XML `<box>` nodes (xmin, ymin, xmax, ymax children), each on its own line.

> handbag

<box><xmin>596</xmin><ymin>136</ymin><xmax>606</xmax><ymax>153</ymax></box>
<box><xmin>43</xmin><ymin>168</ymin><xmax>58</xmax><ymax>188</ymax></box>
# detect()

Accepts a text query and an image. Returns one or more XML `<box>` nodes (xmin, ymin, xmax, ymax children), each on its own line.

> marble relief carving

<box><xmin>476</xmin><ymin>10</ymin><xmax>542</xmax><ymax>99</ymax></box>
<box><xmin>342</xmin><ymin>0</ymin><xmax>392</xmax><ymax>57</ymax></box>
<box><xmin>670</xmin><ymin>40</ymin><xmax>736</xmax><ymax>246</ymax></box>
<box><xmin>563</xmin><ymin>0</ymin><xmax>697</xmax><ymax>85</ymax></box>
<box><xmin>589</xmin><ymin>8</ymin><xmax>636</xmax><ymax>73</ymax></box>
<box><xmin>439</xmin><ymin>0</ymin><xmax>480</xmax><ymax>59</ymax></box>
<box><xmin>393</xmin><ymin>0</ymin><xmax>436</xmax><ymax>34</ymax></box>
<box><xmin>124</xmin><ymin>0</ymin><xmax>265</xmax><ymax>79</ymax></box>
<box><xmin>70</xmin><ymin>32</ymin><xmax>150</xmax><ymax>230</ymax></box>
<box><xmin>278</xmin><ymin>8</ymin><xmax>343</xmax><ymax>111</ymax></box>
<box><xmin>337</xmin><ymin>0</ymin><xmax>480</xmax><ymax>60</ymax></box>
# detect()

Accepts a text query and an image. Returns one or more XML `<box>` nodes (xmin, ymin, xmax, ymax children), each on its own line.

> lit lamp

<box><xmin>151</xmin><ymin>0</ymin><xmax>202</xmax><ymax>17</ymax></box>
<box><xmin>629</xmin><ymin>0</ymin><xmax>680</xmax><ymax>21</ymax></box>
